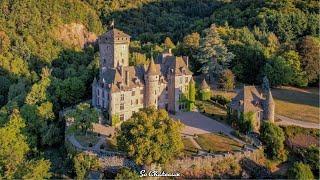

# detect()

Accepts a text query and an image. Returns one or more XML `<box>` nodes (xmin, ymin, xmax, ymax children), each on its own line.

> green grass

<box><xmin>182</xmin><ymin>138</ymin><xmax>199</xmax><ymax>156</ymax></box>
<box><xmin>196</xmin><ymin>100</ymin><xmax>228</xmax><ymax>123</ymax></box>
<box><xmin>74</xmin><ymin>132</ymin><xmax>100</xmax><ymax>147</ymax></box>
<box><xmin>195</xmin><ymin>133</ymin><xmax>242</xmax><ymax>153</ymax></box>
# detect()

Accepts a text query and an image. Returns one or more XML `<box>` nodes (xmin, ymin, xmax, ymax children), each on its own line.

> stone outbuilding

<box><xmin>228</xmin><ymin>86</ymin><xmax>275</xmax><ymax>132</ymax></box>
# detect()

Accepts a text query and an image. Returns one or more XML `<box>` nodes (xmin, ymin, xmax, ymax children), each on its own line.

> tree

<box><xmin>281</xmin><ymin>50</ymin><xmax>307</xmax><ymax>87</ymax></box>
<box><xmin>0</xmin><ymin>109</ymin><xmax>52</xmax><ymax>179</ymax></box>
<box><xmin>55</xmin><ymin>77</ymin><xmax>86</xmax><ymax>106</ymax></box>
<box><xmin>117</xmin><ymin>107</ymin><xmax>184</xmax><ymax>165</ymax></box>
<box><xmin>188</xmin><ymin>79</ymin><xmax>196</xmax><ymax>111</ymax></box>
<box><xmin>164</xmin><ymin>37</ymin><xmax>175</xmax><ymax>49</ymax></box>
<box><xmin>73</xmin><ymin>153</ymin><xmax>100</xmax><ymax>180</ymax></box>
<box><xmin>115</xmin><ymin>168</ymin><xmax>139</xmax><ymax>180</ymax></box>
<box><xmin>297</xmin><ymin>145</ymin><xmax>320</xmax><ymax>173</ymax></box>
<box><xmin>298</xmin><ymin>36</ymin><xmax>320</xmax><ymax>84</ymax></box>
<box><xmin>21</xmin><ymin>159</ymin><xmax>52</xmax><ymax>179</ymax></box>
<box><xmin>260</xmin><ymin>122</ymin><xmax>287</xmax><ymax>161</ymax></box>
<box><xmin>0</xmin><ymin>109</ymin><xmax>29</xmax><ymax>178</ymax></box>
<box><xmin>219</xmin><ymin>69</ymin><xmax>235</xmax><ymax>90</ymax></box>
<box><xmin>288</xmin><ymin>162</ymin><xmax>314</xmax><ymax>180</ymax></box>
<box><xmin>263</xmin><ymin>56</ymin><xmax>294</xmax><ymax>87</ymax></box>
<box><xmin>130</xmin><ymin>52</ymin><xmax>147</xmax><ymax>66</ymax></box>
<box><xmin>25</xmin><ymin>67</ymin><xmax>51</xmax><ymax>105</ymax></box>
<box><xmin>195</xmin><ymin>24</ymin><xmax>234</xmax><ymax>78</ymax></box>
<box><xmin>66</xmin><ymin>103</ymin><xmax>98</xmax><ymax>134</ymax></box>
<box><xmin>183</xmin><ymin>32</ymin><xmax>200</xmax><ymax>49</ymax></box>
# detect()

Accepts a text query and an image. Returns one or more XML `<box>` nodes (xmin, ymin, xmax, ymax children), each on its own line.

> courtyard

<box><xmin>171</xmin><ymin>111</ymin><xmax>234</xmax><ymax>136</ymax></box>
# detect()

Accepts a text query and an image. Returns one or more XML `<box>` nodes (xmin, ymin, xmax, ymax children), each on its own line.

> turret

<box><xmin>265</xmin><ymin>89</ymin><xmax>275</xmax><ymax>123</ymax></box>
<box><xmin>145</xmin><ymin>57</ymin><xmax>159</xmax><ymax>108</ymax></box>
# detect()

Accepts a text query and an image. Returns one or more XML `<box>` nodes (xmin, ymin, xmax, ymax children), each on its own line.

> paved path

<box><xmin>172</xmin><ymin>112</ymin><xmax>234</xmax><ymax>136</ymax></box>
<box><xmin>276</xmin><ymin>114</ymin><xmax>320</xmax><ymax>129</ymax></box>
<box><xmin>93</xmin><ymin>136</ymin><xmax>106</xmax><ymax>151</ymax></box>
<box><xmin>68</xmin><ymin>134</ymin><xmax>85</xmax><ymax>149</ymax></box>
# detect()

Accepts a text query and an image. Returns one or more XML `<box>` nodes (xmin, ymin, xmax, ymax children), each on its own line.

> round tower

<box><xmin>266</xmin><ymin>89</ymin><xmax>275</xmax><ymax>123</ymax></box>
<box><xmin>145</xmin><ymin>57</ymin><xmax>159</xmax><ymax>108</ymax></box>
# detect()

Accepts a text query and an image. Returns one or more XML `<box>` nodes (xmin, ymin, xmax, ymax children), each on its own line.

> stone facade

<box><xmin>92</xmin><ymin>28</ymin><xmax>193</xmax><ymax>124</ymax></box>
<box><xmin>228</xmin><ymin>86</ymin><xmax>275</xmax><ymax>132</ymax></box>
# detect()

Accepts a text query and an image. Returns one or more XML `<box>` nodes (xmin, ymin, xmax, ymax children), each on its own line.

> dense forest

<box><xmin>0</xmin><ymin>0</ymin><xmax>319</xmax><ymax>178</ymax></box>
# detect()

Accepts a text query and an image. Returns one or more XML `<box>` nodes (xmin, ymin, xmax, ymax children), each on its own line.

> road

<box><xmin>276</xmin><ymin>114</ymin><xmax>320</xmax><ymax>129</ymax></box>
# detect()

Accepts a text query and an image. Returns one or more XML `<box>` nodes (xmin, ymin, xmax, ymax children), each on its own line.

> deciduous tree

<box><xmin>117</xmin><ymin>107</ymin><xmax>184</xmax><ymax>165</ymax></box>
<box><xmin>260</xmin><ymin>122</ymin><xmax>287</xmax><ymax>161</ymax></box>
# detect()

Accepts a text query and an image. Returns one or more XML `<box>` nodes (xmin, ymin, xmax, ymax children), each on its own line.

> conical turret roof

<box><xmin>146</xmin><ymin>57</ymin><xmax>158</xmax><ymax>75</ymax></box>
<box><xmin>267</xmin><ymin>89</ymin><xmax>274</xmax><ymax>105</ymax></box>
<box><xmin>200</xmin><ymin>79</ymin><xmax>210</xmax><ymax>90</ymax></box>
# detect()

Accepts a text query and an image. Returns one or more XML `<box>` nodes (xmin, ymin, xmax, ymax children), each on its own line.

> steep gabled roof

<box><xmin>229</xmin><ymin>86</ymin><xmax>264</xmax><ymax>113</ymax></box>
<box><xmin>200</xmin><ymin>79</ymin><xmax>210</xmax><ymax>90</ymax></box>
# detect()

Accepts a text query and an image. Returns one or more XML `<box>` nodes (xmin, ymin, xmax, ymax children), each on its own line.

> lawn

<box><xmin>196</xmin><ymin>100</ymin><xmax>228</xmax><ymax>123</ymax></box>
<box><xmin>195</xmin><ymin>133</ymin><xmax>243</xmax><ymax>153</ymax></box>
<box><xmin>271</xmin><ymin>87</ymin><xmax>319</xmax><ymax>123</ymax></box>
<box><xmin>182</xmin><ymin>138</ymin><xmax>199</xmax><ymax>156</ymax></box>
<box><xmin>74</xmin><ymin>132</ymin><xmax>100</xmax><ymax>147</ymax></box>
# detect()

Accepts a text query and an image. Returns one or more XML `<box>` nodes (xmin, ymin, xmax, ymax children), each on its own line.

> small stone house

<box><xmin>92</xmin><ymin>27</ymin><xmax>193</xmax><ymax>125</ymax></box>
<box><xmin>228</xmin><ymin>86</ymin><xmax>275</xmax><ymax>132</ymax></box>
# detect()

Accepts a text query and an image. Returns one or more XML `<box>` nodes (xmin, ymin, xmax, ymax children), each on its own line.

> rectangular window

<box><xmin>140</xmin><ymin>89</ymin><xmax>143</xmax><ymax>94</ymax></box>
<box><xmin>136</xmin><ymin>99</ymin><xmax>138</xmax><ymax>105</ymax></box>
<box><xmin>120</xmin><ymin>114</ymin><xmax>124</xmax><ymax>121</ymax></box>
<box><xmin>120</xmin><ymin>103</ymin><xmax>124</xmax><ymax>110</ymax></box>
<box><xmin>121</xmin><ymin>94</ymin><xmax>124</xmax><ymax>101</ymax></box>
<box><xmin>132</xmin><ymin>91</ymin><xmax>135</xmax><ymax>96</ymax></box>
<box><xmin>185</xmin><ymin>77</ymin><xmax>188</xmax><ymax>83</ymax></box>
<box><xmin>180</xmin><ymin>77</ymin><xmax>183</xmax><ymax>84</ymax></box>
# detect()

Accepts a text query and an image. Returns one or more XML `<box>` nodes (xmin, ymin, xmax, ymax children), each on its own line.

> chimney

<box><xmin>126</xmin><ymin>70</ymin><xmax>130</xmax><ymax>85</ymax></box>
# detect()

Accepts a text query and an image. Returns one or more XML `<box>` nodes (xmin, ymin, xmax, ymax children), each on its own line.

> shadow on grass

<box><xmin>272</xmin><ymin>87</ymin><xmax>319</xmax><ymax>108</ymax></box>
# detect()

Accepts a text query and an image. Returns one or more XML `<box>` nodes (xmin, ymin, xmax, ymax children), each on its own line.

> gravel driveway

<box><xmin>171</xmin><ymin>112</ymin><xmax>234</xmax><ymax>136</ymax></box>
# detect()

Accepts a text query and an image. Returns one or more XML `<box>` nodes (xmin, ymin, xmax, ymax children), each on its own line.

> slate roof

<box><xmin>146</xmin><ymin>57</ymin><xmax>159</xmax><ymax>75</ymax></box>
<box><xmin>99</xmin><ymin>51</ymin><xmax>192</xmax><ymax>92</ymax></box>
<box><xmin>229</xmin><ymin>86</ymin><xmax>264</xmax><ymax>113</ymax></box>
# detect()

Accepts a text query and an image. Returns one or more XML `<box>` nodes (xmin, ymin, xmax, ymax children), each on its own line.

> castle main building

<box><xmin>92</xmin><ymin>28</ymin><xmax>193</xmax><ymax>124</ymax></box>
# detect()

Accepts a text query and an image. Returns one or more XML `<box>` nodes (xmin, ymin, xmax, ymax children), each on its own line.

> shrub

<box><xmin>288</xmin><ymin>162</ymin><xmax>314</xmax><ymax>180</ymax></box>
<box><xmin>200</xmin><ymin>90</ymin><xmax>211</xmax><ymax>101</ymax></box>
<box><xmin>211</xmin><ymin>95</ymin><xmax>231</xmax><ymax>106</ymax></box>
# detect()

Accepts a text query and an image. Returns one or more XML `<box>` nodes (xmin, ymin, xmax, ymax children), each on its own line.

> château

<box><xmin>92</xmin><ymin>27</ymin><xmax>193</xmax><ymax>124</ymax></box>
